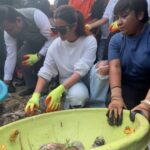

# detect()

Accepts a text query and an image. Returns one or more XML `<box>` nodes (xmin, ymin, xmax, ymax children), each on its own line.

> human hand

<box><xmin>107</xmin><ymin>87</ymin><xmax>126</xmax><ymax>126</ymax></box>
<box><xmin>25</xmin><ymin>92</ymin><xmax>40</xmax><ymax>114</ymax></box>
<box><xmin>130</xmin><ymin>102</ymin><xmax>150</xmax><ymax>122</ymax></box>
<box><xmin>107</xmin><ymin>97</ymin><xmax>126</xmax><ymax>126</ymax></box>
<box><xmin>96</xmin><ymin>60</ymin><xmax>109</xmax><ymax>76</ymax></box>
<box><xmin>22</xmin><ymin>53</ymin><xmax>41</xmax><ymax>66</ymax></box>
<box><xmin>45</xmin><ymin>84</ymin><xmax>65</xmax><ymax>112</ymax></box>
<box><xmin>109</xmin><ymin>21</ymin><xmax>119</xmax><ymax>33</ymax></box>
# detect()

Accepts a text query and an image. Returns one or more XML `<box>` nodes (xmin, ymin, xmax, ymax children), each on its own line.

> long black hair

<box><xmin>54</xmin><ymin>5</ymin><xmax>86</xmax><ymax>37</ymax></box>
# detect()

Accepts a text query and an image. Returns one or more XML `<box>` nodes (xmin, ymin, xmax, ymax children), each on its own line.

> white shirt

<box><xmin>103</xmin><ymin>0</ymin><xmax>150</xmax><ymax>20</ymax></box>
<box><xmin>4</xmin><ymin>9</ymin><xmax>55</xmax><ymax>81</ymax></box>
<box><xmin>103</xmin><ymin>0</ymin><xmax>118</xmax><ymax>24</ymax></box>
<box><xmin>38</xmin><ymin>35</ymin><xmax>97</xmax><ymax>83</ymax></box>
<box><xmin>100</xmin><ymin>0</ymin><xmax>118</xmax><ymax>39</ymax></box>
<box><xmin>147</xmin><ymin>0</ymin><xmax>150</xmax><ymax>17</ymax></box>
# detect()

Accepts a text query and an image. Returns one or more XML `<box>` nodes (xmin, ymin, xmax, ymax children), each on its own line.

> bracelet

<box><xmin>111</xmin><ymin>96</ymin><xmax>122</xmax><ymax>99</ymax></box>
<box><xmin>111</xmin><ymin>86</ymin><xmax>121</xmax><ymax>90</ymax></box>
<box><xmin>141</xmin><ymin>99</ymin><xmax>150</xmax><ymax>108</ymax></box>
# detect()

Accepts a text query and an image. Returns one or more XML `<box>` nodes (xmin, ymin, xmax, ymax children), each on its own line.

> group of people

<box><xmin>0</xmin><ymin>0</ymin><xmax>150</xmax><ymax>126</ymax></box>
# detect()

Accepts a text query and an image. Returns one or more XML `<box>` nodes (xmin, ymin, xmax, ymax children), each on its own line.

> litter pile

<box><xmin>0</xmin><ymin>87</ymin><xmax>43</xmax><ymax>126</ymax></box>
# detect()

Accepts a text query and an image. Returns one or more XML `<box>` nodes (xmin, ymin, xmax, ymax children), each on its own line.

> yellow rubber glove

<box><xmin>85</xmin><ymin>24</ymin><xmax>92</xmax><ymax>31</ymax></box>
<box><xmin>25</xmin><ymin>92</ymin><xmax>41</xmax><ymax>114</ymax></box>
<box><xmin>22</xmin><ymin>53</ymin><xmax>41</xmax><ymax>66</ymax></box>
<box><xmin>45</xmin><ymin>84</ymin><xmax>65</xmax><ymax>112</ymax></box>
<box><xmin>109</xmin><ymin>21</ymin><xmax>119</xmax><ymax>33</ymax></box>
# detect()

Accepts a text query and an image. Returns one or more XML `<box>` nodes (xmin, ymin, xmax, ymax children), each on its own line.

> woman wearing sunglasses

<box><xmin>25</xmin><ymin>5</ymin><xmax>109</xmax><ymax>114</ymax></box>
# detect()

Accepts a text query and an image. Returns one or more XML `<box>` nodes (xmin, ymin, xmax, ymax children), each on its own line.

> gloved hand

<box><xmin>109</xmin><ymin>21</ymin><xmax>119</xmax><ymax>33</ymax></box>
<box><xmin>85</xmin><ymin>24</ymin><xmax>93</xmax><ymax>34</ymax></box>
<box><xmin>25</xmin><ymin>92</ymin><xmax>41</xmax><ymax>114</ymax></box>
<box><xmin>106</xmin><ymin>87</ymin><xmax>126</xmax><ymax>126</ymax></box>
<box><xmin>130</xmin><ymin>102</ymin><xmax>150</xmax><ymax>122</ymax></box>
<box><xmin>22</xmin><ymin>53</ymin><xmax>41</xmax><ymax>66</ymax></box>
<box><xmin>45</xmin><ymin>84</ymin><xmax>65</xmax><ymax>112</ymax></box>
<box><xmin>49</xmin><ymin>28</ymin><xmax>57</xmax><ymax>36</ymax></box>
<box><xmin>85</xmin><ymin>24</ymin><xmax>92</xmax><ymax>31</ymax></box>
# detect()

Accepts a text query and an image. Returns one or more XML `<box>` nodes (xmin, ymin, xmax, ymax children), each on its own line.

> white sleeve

<box><xmin>147</xmin><ymin>0</ymin><xmax>150</xmax><ymax>17</ymax></box>
<box><xmin>74</xmin><ymin>36</ymin><xmax>97</xmax><ymax>77</ymax></box>
<box><xmin>38</xmin><ymin>43</ymin><xmax>58</xmax><ymax>81</ymax></box>
<box><xmin>34</xmin><ymin>9</ymin><xmax>55</xmax><ymax>56</ymax></box>
<box><xmin>102</xmin><ymin>0</ymin><xmax>118</xmax><ymax>23</ymax></box>
<box><xmin>4</xmin><ymin>31</ymin><xmax>17</xmax><ymax>81</ymax></box>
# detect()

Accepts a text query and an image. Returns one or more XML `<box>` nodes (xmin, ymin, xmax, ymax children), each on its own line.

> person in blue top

<box><xmin>107</xmin><ymin>0</ymin><xmax>150</xmax><ymax>125</ymax></box>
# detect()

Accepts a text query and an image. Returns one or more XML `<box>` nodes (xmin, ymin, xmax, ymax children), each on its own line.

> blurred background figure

<box><xmin>54</xmin><ymin>0</ymin><xmax>69</xmax><ymax>8</ymax></box>
<box><xmin>0</xmin><ymin>5</ymin><xmax>55</xmax><ymax>95</ymax></box>
<box><xmin>21</xmin><ymin>0</ymin><xmax>54</xmax><ymax>19</ymax></box>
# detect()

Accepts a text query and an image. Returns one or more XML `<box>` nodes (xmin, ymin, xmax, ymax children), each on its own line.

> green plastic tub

<box><xmin>0</xmin><ymin>108</ymin><xmax>149</xmax><ymax>150</ymax></box>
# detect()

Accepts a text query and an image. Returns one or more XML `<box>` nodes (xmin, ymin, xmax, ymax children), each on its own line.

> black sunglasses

<box><xmin>50</xmin><ymin>24</ymin><xmax>74</xmax><ymax>35</ymax></box>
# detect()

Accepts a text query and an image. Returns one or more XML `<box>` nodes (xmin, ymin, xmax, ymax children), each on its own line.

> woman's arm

<box><xmin>107</xmin><ymin>33</ymin><xmax>126</xmax><ymax>126</ymax></box>
<box><xmin>89</xmin><ymin>17</ymin><xmax>108</xmax><ymax>29</ymax></box>
<box><xmin>131</xmin><ymin>90</ymin><xmax>150</xmax><ymax>122</ymax></box>
<box><xmin>109</xmin><ymin>59</ymin><xmax>121</xmax><ymax>89</ymax></box>
<box><xmin>63</xmin><ymin>72</ymin><xmax>81</xmax><ymax>89</ymax></box>
<box><xmin>34</xmin><ymin>76</ymin><xmax>48</xmax><ymax>93</ymax></box>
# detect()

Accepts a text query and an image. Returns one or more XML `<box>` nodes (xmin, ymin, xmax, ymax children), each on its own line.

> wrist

<box><xmin>111</xmin><ymin>87</ymin><xmax>122</xmax><ymax>98</ymax></box>
<box><xmin>32</xmin><ymin>92</ymin><xmax>41</xmax><ymax>98</ymax></box>
<box><xmin>111</xmin><ymin>96</ymin><xmax>126</xmax><ymax>108</ymax></box>
<box><xmin>59</xmin><ymin>84</ymin><xmax>66</xmax><ymax>92</ymax></box>
<box><xmin>111</xmin><ymin>86</ymin><xmax>121</xmax><ymax>90</ymax></box>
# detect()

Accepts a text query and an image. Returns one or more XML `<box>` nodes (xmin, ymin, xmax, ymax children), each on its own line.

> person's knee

<box><xmin>66</xmin><ymin>82</ymin><xmax>89</xmax><ymax>107</ymax></box>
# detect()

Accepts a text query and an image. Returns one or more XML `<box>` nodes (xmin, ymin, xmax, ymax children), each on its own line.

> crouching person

<box><xmin>25</xmin><ymin>6</ymin><xmax>109</xmax><ymax>114</ymax></box>
<box><xmin>0</xmin><ymin>5</ymin><xmax>55</xmax><ymax>95</ymax></box>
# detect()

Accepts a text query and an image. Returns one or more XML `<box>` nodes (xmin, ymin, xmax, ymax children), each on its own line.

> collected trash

<box><xmin>0</xmin><ymin>144</ymin><xmax>7</xmax><ymax>150</ymax></box>
<box><xmin>9</xmin><ymin>129</ymin><xmax>19</xmax><ymax>142</ymax></box>
<box><xmin>124</xmin><ymin>126</ymin><xmax>135</xmax><ymax>135</ymax></box>
<box><xmin>39</xmin><ymin>140</ymin><xmax>84</xmax><ymax>150</ymax></box>
<box><xmin>92</xmin><ymin>136</ymin><xmax>105</xmax><ymax>148</ymax></box>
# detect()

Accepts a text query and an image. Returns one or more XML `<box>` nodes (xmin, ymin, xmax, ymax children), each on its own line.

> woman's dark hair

<box><xmin>0</xmin><ymin>5</ymin><xmax>21</xmax><ymax>24</ymax></box>
<box><xmin>114</xmin><ymin>0</ymin><xmax>148</xmax><ymax>23</ymax></box>
<box><xmin>54</xmin><ymin>5</ymin><xmax>86</xmax><ymax>37</ymax></box>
